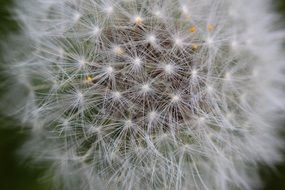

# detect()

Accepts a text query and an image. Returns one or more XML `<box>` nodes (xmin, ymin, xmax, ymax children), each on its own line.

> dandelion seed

<box><xmin>192</xmin><ymin>69</ymin><xmax>198</xmax><ymax>78</ymax></box>
<box><xmin>104</xmin><ymin>6</ymin><xmax>114</xmax><ymax>15</ymax></box>
<box><xmin>92</xmin><ymin>26</ymin><xmax>100</xmax><ymax>36</ymax></box>
<box><xmin>147</xmin><ymin>111</ymin><xmax>158</xmax><ymax>122</ymax></box>
<box><xmin>171</xmin><ymin>94</ymin><xmax>181</xmax><ymax>103</ymax></box>
<box><xmin>105</xmin><ymin>66</ymin><xmax>114</xmax><ymax>75</ymax></box>
<box><xmin>133</xmin><ymin>57</ymin><xmax>142</xmax><ymax>66</ymax></box>
<box><xmin>146</xmin><ymin>34</ymin><xmax>156</xmax><ymax>44</ymax></box>
<box><xmin>163</xmin><ymin>64</ymin><xmax>175</xmax><ymax>75</ymax></box>
<box><xmin>73</xmin><ymin>12</ymin><xmax>81</xmax><ymax>22</ymax></box>
<box><xmin>113</xmin><ymin>46</ymin><xmax>124</xmax><ymax>55</ymax></box>
<box><xmin>112</xmin><ymin>91</ymin><xmax>122</xmax><ymax>99</ymax></box>
<box><xmin>206</xmin><ymin>37</ymin><xmax>214</xmax><ymax>45</ymax></box>
<box><xmin>225</xmin><ymin>72</ymin><xmax>232</xmax><ymax>81</ymax></box>
<box><xmin>174</xmin><ymin>37</ymin><xmax>183</xmax><ymax>47</ymax></box>
<box><xmin>141</xmin><ymin>83</ymin><xmax>151</xmax><ymax>93</ymax></box>
<box><xmin>124</xmin><ymin>119</ymin><xmax>133</xmax><ymax>128</ymax></box>
<box><xmin>153</xmin><ymin>10</ymin><xmax>162</xmax><ymax>18</ymax></box>
<box><xmin>231</xmin><ymin>40</ymin><xmax>239</xmax><ymax>49</ymax></box>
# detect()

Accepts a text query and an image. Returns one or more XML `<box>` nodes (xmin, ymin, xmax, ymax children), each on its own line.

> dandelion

<box><xmin>4</xmin><ymin>0</ymin><xmax>285</xmax><ymax>190</ymax></box>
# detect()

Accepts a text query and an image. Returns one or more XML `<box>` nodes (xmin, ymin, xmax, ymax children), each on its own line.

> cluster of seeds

<box><xmin>9</xmin><ymin>0</ymin><xmax>284</xmax><ymax>190</ymax></box>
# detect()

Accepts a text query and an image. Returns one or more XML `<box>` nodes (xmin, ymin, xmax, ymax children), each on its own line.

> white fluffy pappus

<box><xmin>3</xmin><ymin>0</ymin><xmax>285</xmax><ymax>190</ymax></box>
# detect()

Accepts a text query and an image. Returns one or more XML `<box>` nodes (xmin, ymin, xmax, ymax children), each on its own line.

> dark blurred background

<box><xmin>0</xmin><ymin>0</ymin><xmax>284</xmax><ymax>189</ymax></box>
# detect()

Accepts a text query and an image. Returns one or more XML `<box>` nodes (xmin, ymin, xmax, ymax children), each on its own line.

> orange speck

<box><xmin>207</xmin><ymin>24</ymin><xmax>215</xmax><ymax>32</ymax></box>
<box><xmin>188</xmin><ymin>26</ymin><xmax>197</xmax><ymax>33</ymax></box>
<box><xmin>86</xmin><ymin>76</ymin><xmax>93</xmax><ymax>82</ymax></box>
<box><xmin>134</xmin><ymin>16</ymin><xmax>143</xmax><ymax>25</ymax></box>
<box><xmin>191</xmin><ymin>43</ymin><xmax>199</xmax><ymax>50</ymax></box>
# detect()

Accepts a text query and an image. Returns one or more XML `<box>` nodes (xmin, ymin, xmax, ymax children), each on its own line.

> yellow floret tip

<box><xmin>191</xmin><ymin>43</ymin><xmax>199</xmax><ymax>50</ymax></box>
<box><xmin>188</xmin><ymin>26</ymin><xmax>197</xmax><ymax>33</ymax></box>
<box><xmin>86</xmin><ymin>76</ymin><xmax>93</xmax><ymax>82</ymax></box>
<box><xmin>207</xmin><ymin>24</ymin><xmax>215</xmax><ymax>32</ymax></box>
<box><xmin>114</xmin><ymin>47</ymin><xmax>125</xmax><ymax>56</ymax></box>
<box><xmin>134</xmin><ymin>16</ymin><xmax>143</xmax><ymax>25</ymax></box>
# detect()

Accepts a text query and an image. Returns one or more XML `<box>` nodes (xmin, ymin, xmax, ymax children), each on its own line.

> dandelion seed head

<box><xmin>5</xmin><ymin>0</ymin><xmax>285</xmax><ymax>190</ymax></box>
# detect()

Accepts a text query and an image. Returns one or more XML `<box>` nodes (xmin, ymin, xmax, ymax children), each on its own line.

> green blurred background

<box><xmin>0</xmin><ymin>0</ymin><xmax>284</xmax><ymax>189</ymax></box>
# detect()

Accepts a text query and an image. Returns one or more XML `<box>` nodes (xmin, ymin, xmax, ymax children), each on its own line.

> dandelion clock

<box><xmin>3</xmin><ymin>0</ymin><xmax>285</xmax><ymax>190</ymax></box>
